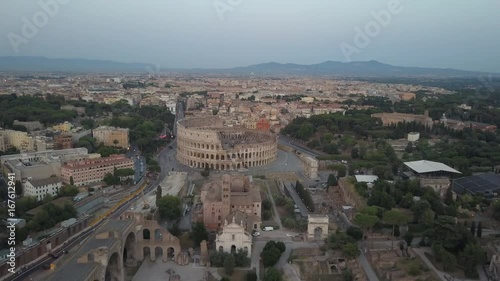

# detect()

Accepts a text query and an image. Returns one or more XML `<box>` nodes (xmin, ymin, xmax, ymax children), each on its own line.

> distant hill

<box><xmin>0</xmin><ymin>56</ymin><xmax>496</xmax><ymax>77</ymax></box>
<box><xmin>0</xmin><ymin>56</ymin><xmax>154</xmax><ymax>73</ymax></box>
<box><xmin>217</xmin><ymin>60</ymin><xmax>494</xmax><ymax>77</ymax></box>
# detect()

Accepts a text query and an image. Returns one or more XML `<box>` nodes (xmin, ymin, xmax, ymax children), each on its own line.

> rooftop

<box><xmin>49</xmin><ymin>219</ymin><xmax>133</xmax><ymax>281</ymax></box>
<box><xmin>26</xmin><ymin>197</ymin><xmax>72</xmax><ymax>216</ymax></box>
<box><xmin>453</xmin><ymin>172</ymin><xmax>500</xmax><ymax>196</ymax></box>
<box><xmin>404</xmin><ymin>160</ymin><xmax>461</xmax><ymax>174</ymax></box>
<box><xmin>354</xmin><ymin>175</ymin><xmax>379</xmax><ymax>183</ymax></box>
<box><xmin>28</xmin><ymin>176</ymin><xmax>62</xmax><ymax>188</ymax></box>
<box><xmin>62</xmin><ymin>154</ymin><xmax>132</xmax><ymax>170</ymax></box>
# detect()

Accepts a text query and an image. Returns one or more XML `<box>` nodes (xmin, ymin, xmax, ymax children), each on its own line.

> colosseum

<box><xmin>176</xmin><ymin>117</ymin><xmax>278</xmax><ymax>171</ymax></box>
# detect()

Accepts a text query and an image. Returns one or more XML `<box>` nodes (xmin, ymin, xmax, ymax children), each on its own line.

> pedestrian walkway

<box><xmin>208</xmin><ymin>268</ymin><xmax>222</xmax><ymax>280</ymax></box>
<box><xmin>264</xmin><ymin>180</ymin><xmax>283</xmax><ymax>230</ymax></box>
<box><xmin>357</xmin><ymin>253</ymin><xmax>380</xmax><ymax>281</ymax></box>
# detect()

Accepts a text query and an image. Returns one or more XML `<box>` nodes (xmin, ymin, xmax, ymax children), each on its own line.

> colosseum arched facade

<box><xmin>177</xmin><ymin>117</ymin><xmax>278</xmax><ymax>171</ymax></box>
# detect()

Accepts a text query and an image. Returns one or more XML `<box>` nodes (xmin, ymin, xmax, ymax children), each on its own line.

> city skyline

<box><xmin>1</xmin><ymin>0</ymin><xmax>499</xmax><ymax>72</ymax></box>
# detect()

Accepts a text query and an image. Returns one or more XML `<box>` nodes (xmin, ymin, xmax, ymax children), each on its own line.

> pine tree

<box><xmin>477</xmin><ymin>222</ymin><xmax>482</xmax><ymax>238</ymax></box>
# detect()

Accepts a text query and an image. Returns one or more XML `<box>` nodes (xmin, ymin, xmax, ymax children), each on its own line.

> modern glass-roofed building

<box><xmin>453</xmin><ymin>172</ymin><xmax>500</xmax><ymax>197</ymax></box>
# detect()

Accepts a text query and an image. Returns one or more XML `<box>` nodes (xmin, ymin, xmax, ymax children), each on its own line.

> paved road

<box><xmin>247</xmin><ymin>149</ymin><xmax>303</xmax><ymax>175</ymax></box>
<box><xmin>251</xmin><ymin>237</ymin><xmax>320</xmax><ymax>281</ymax></box>
<box><xmin>278</xmin><ymin>134</ymin><xmax>326</xmax><ymax>158</ymax></box>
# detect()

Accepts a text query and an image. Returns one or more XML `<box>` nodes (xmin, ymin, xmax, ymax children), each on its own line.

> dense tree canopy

<box><xmin>157</xmin><ymin>195</ymin><xmax>182</xmax><ymax>220</ymax></box>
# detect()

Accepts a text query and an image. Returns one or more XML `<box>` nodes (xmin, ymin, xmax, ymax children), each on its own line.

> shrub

<box><xmin>246</xmin><ymin>271</ymin><xmax>258</xmax><ymax>281</ymax></box>
<box><xmin>274</xmin><ymin>196</ymin><xmax>286</xmax><ymax>206</ymax></box>
<box><xmin>276</xmin><ymin>241</ymin><xmax>286</xmax><ymax>253</ymax></box>
<box><xmin>223</xmin><ymin>255</ymin><xmax>235</xmax><ymax>275</ymax></box>
<box><xmin>263</xmin><ymin>210</ymin><xmax>272</xmax><ymax>221</ymax></box>
<box><xmin>408</xmin><ymin>260</ymin><xmax>422</xmax><ymax>276</ymax></box>
<box><xmin>262</xmin><ymin>199</ymin><xmax>272</xmax><ymax>210</ymax></box>
<box><xmin>282</xmin><ymin>218</ymin><xmax>298</xmax><ymax>229</ymax></box>
<box><xmin>346</xmin><ymin>227</ymin><xmax>364</xmax><ymax>241</ymax></box>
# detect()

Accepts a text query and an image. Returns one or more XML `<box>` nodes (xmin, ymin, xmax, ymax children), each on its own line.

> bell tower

<box><xmin>221</xmin><ymin>174</ymin><xmax>231</xmax><ymax>221</ymax></box>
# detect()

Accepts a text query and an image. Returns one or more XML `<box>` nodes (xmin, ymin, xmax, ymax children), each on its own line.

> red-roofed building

<box><xmin>60</xmin><ymin>154</ymin><xmax>133</xmax><ymax>186</ymax></box>
<box><xmin>256</xmin><ymin>118</ymin><xmax>271</xmax><ymax>131</ymax></box>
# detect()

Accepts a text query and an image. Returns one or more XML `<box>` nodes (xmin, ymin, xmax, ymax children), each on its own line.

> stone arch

<box><xmin>231</xmin><ymin>245</ymin><xmax>236</xmax><ymax>254</ymax></box>
<box><xmin>123</xmin><ymin>232</ymin><xmax>136</xmax><ymax>267</ymax></box>
<box><xmin>143</xmin><ymin>247</ymin><xmax>152</xmax><ymax>261</ymax></box>
<box><xmin>155</xmin><ymin>229</ymin><xmax>162</xmax><ymax>242</ymax></box>
<box><xmin>219</xmin><ymin>246</ymin><xmax>223</xmax><ymax>252</ymax></box>
<box><xmin>167</xmin><ymin>247</ymin><xmax>175</xmax><ymax>260</ymax></box>
<box><xmin>155</xmin><ymin>247</ymin><xmax>163</xmax><ymax>260</ymax></box>
<box><xmin>314</xmin><ymin>227</ymin><xmax>323</xmax><ymax>240</ymax></box>
<box><xmin>143</xmin><ymin>229</ymin><xmax>151</xmax><ymax>240</ymax></box>
<box><xmin>104</xmin><ymin>252</ymin><xmax>121</xmax><ymax>281</ymax></box>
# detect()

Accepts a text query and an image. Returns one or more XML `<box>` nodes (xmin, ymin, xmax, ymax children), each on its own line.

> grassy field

<box><xmin>396</xmin><ymin>256</ymin><xmax>440</xmax><ymax>281</ymax></box>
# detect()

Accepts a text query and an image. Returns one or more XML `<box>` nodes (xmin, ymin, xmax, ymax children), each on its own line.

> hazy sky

<box><xmin>1</xmin><ymin>0</ymin><xmax>499</xmax><ymax>72</ymax></box>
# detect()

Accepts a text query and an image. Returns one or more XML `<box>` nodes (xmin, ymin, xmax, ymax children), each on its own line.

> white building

<box><xmin>215</xmin><ymin>217</ymin><xmax>252</xmax><ymax>257</ymax></box>
<box><xmin>24</xmin><ymin>177</ymin><xmax>62</xmax><ymax>201</ymax></box>
<box><xmin>407</xmin><ymin>132</ymin><xmax>420</xmax><ymax>142</ymax></box>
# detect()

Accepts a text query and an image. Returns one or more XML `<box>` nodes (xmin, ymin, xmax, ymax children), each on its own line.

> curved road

<box><xmin>278</xmin><ymin>134</ymin><xmax>325</xmax><ymax>158</ymax></box>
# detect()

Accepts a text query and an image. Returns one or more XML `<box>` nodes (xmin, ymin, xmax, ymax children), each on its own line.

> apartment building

<box><xmin>24</xmin><ymin>177</ymin><xmax>62</xmax><ymax>201</ymax></box>
<box><xmin>0</xmin><ymin>129</ymin><xmax>35</xmax><ymax>152</ymax></box>
<box><xmin>0</xmin><ymin>148</ymin><xmax>89</xmax><ymax>181</ymax></box>
<box><xmin>60</xmin><ymin>154</ymin><xmax>134</xmax><ymax>186</ymax></box>
<box><xmin>92</xmin><ymin>126</ymin><xmax>129</xmax><ymax>149</ymax></box>
<box><xmin>371</xmin><ymin>110</ymin><xmax>433</xmax><ymax>127</ymax></box>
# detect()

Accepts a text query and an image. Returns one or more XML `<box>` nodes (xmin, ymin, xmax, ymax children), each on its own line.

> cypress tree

<box><xmin>470</xmin><ymin>221</ymin><xmax>476</xmax><ymax>237</ymax></box>
<box><xmin>477</xmin><ymin>222</ymin><xmax>482</xmax><ymax>238</ymax></box>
